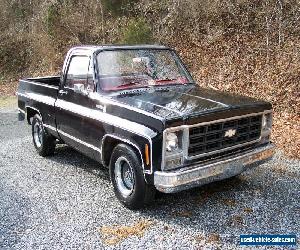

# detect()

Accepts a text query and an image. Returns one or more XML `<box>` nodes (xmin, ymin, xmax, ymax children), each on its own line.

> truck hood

<box><xmin>110</xmin><ymin>84</ymin><xmax>272</xmax><ymax>125</ymax></box>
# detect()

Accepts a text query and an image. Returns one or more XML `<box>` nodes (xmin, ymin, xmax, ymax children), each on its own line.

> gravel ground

<box><xmin>0</xmin><ymin>107</ymin><xmax>299</xmax><ymax>249</ymax></box>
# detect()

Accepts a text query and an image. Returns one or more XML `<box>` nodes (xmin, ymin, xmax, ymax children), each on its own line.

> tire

<box><xmin>109</xmin><ymin>143</ymin><xmax>156</xmax><ymax>209</ymax></box>
<box><xmin>32</xmin><ymin>114</ymin><xmax>56</xmax><ymax>156</ymax></box>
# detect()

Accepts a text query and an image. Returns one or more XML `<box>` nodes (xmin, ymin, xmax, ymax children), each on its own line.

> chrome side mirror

<box><xmin>74</xmin><ymin>83</ymin><xmax>88</xmax><ymax>96</ymax></box>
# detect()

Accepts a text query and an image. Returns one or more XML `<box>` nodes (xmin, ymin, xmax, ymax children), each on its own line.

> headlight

<box><xmin>163</xmin><ymin>130</ymin><xmax>185</xmax><ymax>170</ymax></box>
<box><xmin>262</xmin><ymin>115</ymin><xmax>267</xmax><ymax>128</ymax></box>
<box><xmin>262</xmin><ymin>113</ymin><xmax>272</xmax><ymax>130</ymax></box>
<box><xmin>261</xmin><ymin>112</ymin><xmax>272</xmax><ymax>143</ymax></box>
<box><xmin>166</xmin><ymin>132</ymin><xmax>179</xmax><ymax>152</ymax></box>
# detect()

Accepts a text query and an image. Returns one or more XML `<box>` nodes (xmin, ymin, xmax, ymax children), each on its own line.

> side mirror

<box><xmin>74</xmin><ymin>83</ymin><xmax>88</xmax><ymax>96</ymax></box>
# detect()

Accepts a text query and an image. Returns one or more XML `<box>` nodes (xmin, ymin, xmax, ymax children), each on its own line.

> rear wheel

<box><xmin>32</xmin><ymin>114</ymin><xmax>56</xmax><ymax>156</ymax></box>
<box><xmin>109</xmin><ymin>144</ymin><xmax>156</xmax><ymax>209</ymax></box>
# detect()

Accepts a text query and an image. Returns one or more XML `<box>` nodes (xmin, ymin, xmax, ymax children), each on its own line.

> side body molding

<box><xmin>55</xmin><ymin>99</ymin><xmax>157</xmax><ymax>139</ymax></box>
<box><xmin>17</xmin><ymin>85</ymin><xmax>159</xmax><ymax>176</ymax></box>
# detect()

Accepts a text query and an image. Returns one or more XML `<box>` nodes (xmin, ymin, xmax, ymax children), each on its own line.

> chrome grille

<box><xmin>188</xmin><ymin>115</ymin><xmax>262</xmax><ymax>157</ymax></box>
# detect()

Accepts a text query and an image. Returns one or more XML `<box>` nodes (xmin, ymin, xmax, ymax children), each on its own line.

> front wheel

<box><xmin>32</xmin><ymin>114</ymin><xmax>56</xmax><ymax>156</ymax></box>
<box><xmin>109</xmin><ymin>144</ymin><xmax>156</xmax><ymax>209</ymax></box>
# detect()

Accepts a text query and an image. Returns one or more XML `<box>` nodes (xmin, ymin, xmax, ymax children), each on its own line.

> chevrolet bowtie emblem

<box><xmin>224</xmin><ymin>129</ymin><xmax>236</xmax><ymax>138</ymax></box>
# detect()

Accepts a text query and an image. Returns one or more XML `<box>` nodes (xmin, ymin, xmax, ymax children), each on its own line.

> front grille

<box><xmin>188</xmin><ymin>114</ymin><xmax>262</xmax><ymax>157</ymax></box>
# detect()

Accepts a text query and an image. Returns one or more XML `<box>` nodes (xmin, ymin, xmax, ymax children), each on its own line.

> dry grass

<box><xmin>0</xmin><ymin>96</ymin><xmax>17</xmax><ymax>109</ymax></box>
<box><xmin>99</xmin><ymin>219</ymin><xmax>153</xmax><ymax>246</ymax></box>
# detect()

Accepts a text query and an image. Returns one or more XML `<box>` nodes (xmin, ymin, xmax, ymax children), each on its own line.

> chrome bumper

<box><xmin>154</xmin><ymin>143</ymin><xmax>275</xmax><ymax>193</ymax></box>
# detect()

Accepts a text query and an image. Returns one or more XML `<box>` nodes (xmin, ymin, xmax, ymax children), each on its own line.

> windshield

<box><xmin>96</xmin><ymin>49</ymin><xmax>193</xmax><ymax>91</ymax></box>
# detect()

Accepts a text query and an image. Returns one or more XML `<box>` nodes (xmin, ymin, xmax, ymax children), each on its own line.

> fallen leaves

<box><xmin>195</xmin><ymin>233</ymin><xmax>221</xmax><ymax>245</ymax></box>
<box><xmin>243</xmin><ymin>207</ymin><xmax>254</xmax><ymax>213</ymax></box>
<box><xmin>172</xmin><ymin>210</ymin><xmax>193</xmax><ymax>218</ymax></box>
<box><xmin>176</xmin><ymin>36</ymin><xmax>300</xmax><ymax>160</ymax></box>
<box><xmin>207</xmin><ymin>233</ymin><xmax>221</xmax><ymax>243</ymax></box>
<box><xmin>228</xmin><ymin>215</ymin><xmax>244</xmax><ymax>227</ymax></box>
<box><xmin>272</xmin><ymin>112</ymin><xmax>300</xmax><ymax>159</ymax></box>
<box><xmin>0</xmin><ymin>80</ymin><xmax>17</xmax><ymax>97</ymax></box>
<box><xmin>195</xmin><ymin>234</ymin><xmax>205</xmax><ymax>242</ymax></box>
<box><xmin>223</xmin><ymin>198</ymin><xmax>236</xmax><ymax>207</ymax></box>
<box><xmin>99</xmin><ymin>219</ymin><xmax>153</xmax><ymax>246</ymax></box>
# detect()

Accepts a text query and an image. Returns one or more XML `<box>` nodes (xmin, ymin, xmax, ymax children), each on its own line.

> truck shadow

<box><xmin>50</xmin><ymin>144</ymin><xmax>110</xmax><ymax>181</ymax></box>
<box><xmin>50</xmin><ymin>144</ymin><xmax>249</xmax><ymax>204</ymax></box>
<box><xmin>47</xmin><ymin>144</ymin><xmax>298</xmax><ymax>239</ymax></box>
<box><xmin>50</xmin><ymin>144</ymin><xmax>254</xmax><ymax>208</ymax></box>
<box><xmin>50</xmin><ymin>144</ymin><xmax>257</xmax><ymax>203</ymax></box>
<box><xmin>51</xmin><ymin>145</ymin><xmax>248</xmax><ymax>197</ymax></box>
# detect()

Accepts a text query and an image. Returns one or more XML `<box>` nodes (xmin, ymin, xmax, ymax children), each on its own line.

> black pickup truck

<box><xmin>17</xmin><ymin>45</ymin><xmax>275</xmax><ymax>209</ymax></box>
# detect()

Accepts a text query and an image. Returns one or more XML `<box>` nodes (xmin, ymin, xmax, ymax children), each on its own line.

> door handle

<box><xmin>59</xmin><ymin>90</ymin><xmax>68</xmax><ymax>95</ymax></box>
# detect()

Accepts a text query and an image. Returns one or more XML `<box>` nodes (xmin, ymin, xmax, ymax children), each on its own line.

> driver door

<box><xmin>56</xmin><ymin>55</ymin><xmax>98</xmax><ymax>158</ymax></box>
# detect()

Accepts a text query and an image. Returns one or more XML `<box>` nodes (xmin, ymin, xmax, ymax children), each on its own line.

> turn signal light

<box><xmin>145</xmin><ymin>144</ymin><xmax>150</xmax><ymax>166</ymax></box>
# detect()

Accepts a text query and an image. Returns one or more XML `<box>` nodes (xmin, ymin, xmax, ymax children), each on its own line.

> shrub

<box><xmin>121</xmin><ymin>18</ymin><xmax>153</xmax><ymax>44</ymax></box>
<box><xmin>11</xmin><ymin>2</ymin><xmax>26</xmax><ymax>19</ymax></box>
<box><xmin>46</xmin><ymin>3</ymin><xmax>60</xmax><ymax>38</ymax></box>
<box><xmin>0</xmin><ymin>36</ymin><xmax>31</xmax><ymax>76</ymax></box>
<box><xmin>102</xmin><ymin>0</ymin><xmax>137</xmax><ymax>16</ymax></box>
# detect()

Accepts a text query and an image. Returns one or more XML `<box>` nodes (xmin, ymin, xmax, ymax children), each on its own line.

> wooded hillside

<box><xmin>0</xmin><ymin>0</ymin><xmax>299</xmax><ymax>157</ymax></box>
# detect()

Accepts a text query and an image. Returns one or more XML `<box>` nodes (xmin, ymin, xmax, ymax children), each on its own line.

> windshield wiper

<box><xmin>115</xmin><ymin>82</ymin><xmax>138</xmax><ymax>89</ymax></box>
<box><xmin>114</xmin><ymin>81</ymin><xmax>151</xmax><ymax>90</ymax></box>
<box><xmin>155</xmin><ymin>78</ymin><xmax>176</xmax><ymax>82</ymax></box>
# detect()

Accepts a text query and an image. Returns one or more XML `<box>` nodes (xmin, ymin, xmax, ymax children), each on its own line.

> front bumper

<box><xmin>154</xmin><ymin>143</ymin><xmax>275</xmax><ymax>193</ymax></box>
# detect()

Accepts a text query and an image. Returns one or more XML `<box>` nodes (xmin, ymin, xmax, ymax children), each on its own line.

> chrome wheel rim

<box><xmin>33</xmin><ymin>122</ymin><xmax>43</xmax><ymax>148</ymax></box>
<box><xmin>114</xmin><ymin>157</ymin><xmax>135</xmax><ymax>197</ymax></box>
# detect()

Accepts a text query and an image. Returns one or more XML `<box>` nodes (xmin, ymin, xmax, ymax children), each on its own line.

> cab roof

<box><xmin>70</xmin><ymin>44</ymin><xmax>171</xmax><ymax>54</ymax></box>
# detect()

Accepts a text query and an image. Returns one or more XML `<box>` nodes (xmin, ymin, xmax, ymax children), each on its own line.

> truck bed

<box><xmin>17</xmin><ymin>76</ymin><xmax>60</xmax><ymax>135</ymax></box>
<box><xmin>26</xmin><ymin>76</ymin><xmax>60</xmax><ymax>87</ymax></box>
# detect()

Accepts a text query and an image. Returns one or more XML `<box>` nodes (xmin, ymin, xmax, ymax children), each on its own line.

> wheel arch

<box><xmin>101</xmin><ymin>134</ymin><xmax>145</xmax><ymax>171</ymax></box>
<box><xmin>26</xmin><ymin>106</ymin><xmax>42</xmax><ymax>125</ymax></box>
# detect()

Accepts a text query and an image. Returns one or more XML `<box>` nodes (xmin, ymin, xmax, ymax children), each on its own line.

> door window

<box><xmin>87</xmin><ymin>60</ymin><xmax>94</xmax><ymax>91</ymax></box>
<box><xmin>65</xmin><ymin>56</ymin><xmax>90</xmax><ymax>89</ymax></box>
